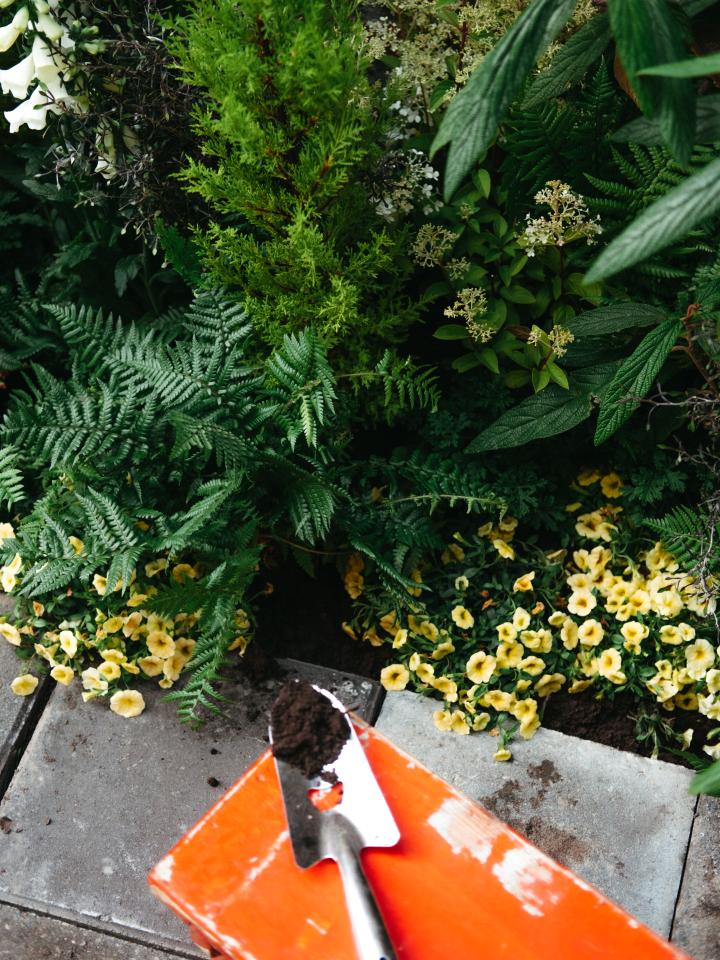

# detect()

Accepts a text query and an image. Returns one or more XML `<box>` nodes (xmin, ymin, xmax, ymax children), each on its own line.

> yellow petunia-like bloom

<box><xmin>109</xmin><ymin>689</ymin><xmax>145</xmax><ymax>718</ymax></box>
<box><xmin>380</xmin><ymin>664</ymin><xmax>410</xmax><ymax>692</ymax></box>
<box><xmin>496</xmin><ymin>640</ymin><xmax>524</xmax><ymax>669</ymax></box>
<box><xmin>575</xmin><ymin>511</ymin><xmax>615</xmax><ymax>542</ymax></box>
<box><xmin>175</xmin><ymin>637</ymin><xmax>196</xmax><ymax>661</ymax></box>
<box><xmin>0</xmin><ymin>622</ymin><xmax>21</xmax><ymax>646</ymax></box>
<box><xmin>512</xmin><ymin>607</ymin><xmax>531</xmax><ymax>630</ymax></box>
<box><xmin>578</xmin><ymin>619</ymin><xmax>604</xmax><ymax>647</ymax></box>
<box><xmin>432</xmin><ymin>709</ymin><xmax>453</xmax><ymax>732</ymax></box>
<box><xmin>473</xmin><ymin>712</ymin><xmax>491</xmax><ymax>731</ymax></box>
<box><xmin>11</xmin><ymin>674</ymin><xmax>38</xmax><ymax>696</ymax></box>
<box><xmin>431</xmin><ymin>640</ymin><xmax>455</xmax><ymax>660</ymax></box>
<box><xmin>68</xmin><ymin>536</ymin><xmax>84</xmax><ymax>555</ymax></box>
<box><xmin>548</xmin><ymin>610</ymin><xmax>566</xmax><ymax>627</ymax></box>
<box><xmin>520</xmin><ymin>629</ymin><xmax>552</xmax><ymax>653</ymax></box>
<box><xmin>519</xmin><ymin>715</ymin><xmax>541</xmax><ymax>740</ymax></box>
<box><xmin>560</xmin><ymin>618</ymin><xmax>579</xmax><ymax>650</ymax></box>
<box><xmin>146</xmin><ymin>631</ymin><xmax>175</xmax><ymax>659</ymax></box>
<box><xmin>494</xmin><ymin>748</ymin><xmax>513</xmax><ymax>762</ymax></box>
<box><xmin>600</xmin><ymin>472</ymin><xmax>623</xmax><ymax>498</ymax></box>
<box><xmin>449</xmin><ymin>710</ymin><xmax>470</xmax><ymax>735</ymax></box>
<box><xmin>419</xmin><ymin>620</ymin><xmax>439</xmax><ymax>642</ymax></box>
<box><xmin>577</xmin><ymin>468</ymin><xmax>601</xmax><ymax>486</ymax></box>
<box><xmin>58</xmin><ymin>629</ymin><xmax>78</xmax><ymax>657</ymax></box>
<box><xmin>686</xmin><ymin>639</ymin><xmax>716</xmax><ymax>680</ymax></box>
<box><xmin>534</xmin><ymin>673</ymin><xmax>566</xmax><ymax>697</ymax></box>
<box><xmin>511</xmin><ymin>698</ymin><xmax>537</xmax><ymax>722</ymax></box>
<box><xmin>455</xmin><ymin>575</ymin><xmax>469</xmax><ymax>591</ymax></box>
<box><xmin>138</xmin><ymin>655</ymin><xmax>164</xmax><ymax>677</ymax></box>
<box><xmin>50</xmin><ymin>664</ymin><xmax>74</xmax><ymax>686</ymax></box>
<box><xmin>659</xmin><ymin>625</ymin><xmax>682</xmax><ymax>645</ymax></box>
<box><xmin>432</xmin><ymin>676</ymin><xmax>459</xmax><ymax>701</ymax></box>
<box><xmin>98</xmin><ymin>661</ymin><xmax>121</xmax><ymax>682</ymax></box>
<box><xmin>496</xmin><ymin>621</ymin><xmax>518</xmax><ymax>642</ymax></box>
<box><xmin>392</xmin><ymin>628</ymin><xmax>408</xmax><ymax>649</ymax></box>
<box><xmin>100</xmin><ymin>649</ymin><xmax>125</xmax><ymax>664</ymax></box>
<box><xmin>480</xmin><ymin>689</ymin><xmax>514</xmax><ymax>712</ymax></box>
<box><xmin>596</xmin><ymin>648</ymin><xmax>622</xmax><ymax>679</ymax></box>
<box><xmin>566</xmin><ymin>572</ymin><xmax>594</xmax><ymax>591</ymax></box>
<box><xmin>1</xmin><ymin>568</ymin><xmax>16</xmax><ymax>593</ymax></box>
<box><xmin>145</xmin><ymin>558</ymin><xmax>169</xmax><ymax>578</ymax></box>
<box><xmin>513</xmin><ymin>571</ymin><xmax>535</xmax><ymax>593</ymax></box>
<box><xmin>0</xmin><ymin>522</ymin><xmax>15</xmax><ymax>542</ymax></box>
<box><xmin>466</xmin><ymin>651</ymin><xmax>497</xmax><ymax>684</ymax></box>
<box><xmin>518</xmin><ymin>656</ymin><xmax>545</xmax><ymax>677</ymax></box>
<box><xmin>451</xmin><ymin>605</ymin><xmax>474</xmax><ymax>629</ymax></box>
<box><xmin>103</xmin><ymin>616</ymin><xmax>124</xmax><ymax>634</ymax></box>
<box><xmin>706</xmin><ymin>669</ymin><xmax>720</xmax><ymax>694</ymax></box>
<box><xmin>92</xmin><ymin>574</ymin><xmax>108</xmax><ymax>596</ymax></box>
<box><xmin>81</xmin><ymin>668</ymin><xmax>108</xmax><ymax>693</ymax></box>
<box><xmin>567</xmin><ymin>589</ymin><xmax>597</xmax><ymax>617</ymax></box>
<box><xmin>493</xmin><ymin>539</ymin><xmax>515</xmax><ymax>560</ymax></box>
<box><xmin>415</xmin><ymin>662</ymin><xmax>435</xmax><ymax>684</ymax></box>
<box><xmin>569</xmin><ymin>678</ymin><xmax>593</xmax><ymax>694</ymax></box>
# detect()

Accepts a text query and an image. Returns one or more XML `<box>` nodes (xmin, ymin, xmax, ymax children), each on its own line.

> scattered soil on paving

<box><xmin>270</xmin><ymin>678</ymin><xmax>350</xmax><ymax>781</ymax></box>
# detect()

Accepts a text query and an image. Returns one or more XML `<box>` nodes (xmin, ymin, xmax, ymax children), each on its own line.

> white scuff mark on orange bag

<box><xmin>241</xmin><ymin>829</ymin><xmax>289</xmax><ymax>892</ymax></box>
<box><xmin>491</xmin><ymin>846</ymin><xmax>559</xmax><ymax>918</ymax></box>
<box><xmin>427</xmin><ymin>796</ymin><xmax>505</xmax><ymax>863</ymax></box>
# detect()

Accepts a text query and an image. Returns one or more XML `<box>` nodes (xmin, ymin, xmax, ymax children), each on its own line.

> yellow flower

<box><xmin>492</xmin><ymin>539</ymin><xmax>515</xmax><ymax>560</ymax></box>
<box><xmin>92</xmin><ymin>574</ymin><xmax>108</xmax><ymax>596</ymax></box>
<box><xmin>138</xmin><ymin>655</ymin><xmax>164</xmax><ymax>677</ymax></box>
<box><xmin>346</xmin><ymin>552</ymin><xmax>364</xmax><ymax>573</ymax></box>
<box><xmin>31</xmin><ymin>601</ymin><xmax>44</xmax><ymax>617</ymax></box>
<box><xmin>512</xmin><ymin>607</ymin><xmax>531</xmax><ymax>630</ymax></box>
<box><xmin>534</xmin><ymin>673</ymin><xmax>566</xmax><ymax>697</ymax></box>
<box><xmin>98</xmin><ymin>661</ymin><xmax>121</xmax><ymax>682</ymax></box>
<box><xmin>0</xmin><ymin>522</ymin><xmax>15</xmax><ymax>541</ymax></box>
<box><xmin>432</xmin><ymin>676</ymin><xmax>459</xmax><ymax>701</ymax></box>
<box><xmin>596</xmin><ymin>648</ymin><xmax>622</xmax><ymax>679</ymax></box>
<box><xmin>686</xmin><ymin>639</ymin><xmax>715</xmax><ymax>680</ymax></box>
<box><xmin>567</xmin><ymin>572</ymin><xmax>593</xmax><ymax>591</ymax></box>
<box><xmin>407</xmin><ymin>569</ymin><xmax>423</xmax><ymax>598</ymax></box>
<box><xmin>10</xmin><ymin>674</ymin><xmax>38</xmax><ymax>696</ymax></box>
<box><xmin>103</xmin><ymin>616</ymin><xmax>124</xmax><ymax>634</ymax></box>
<box><xmin>56</xmin><ymin>629</ymin><xmax>78</xmax><ymax>657</ymax></box>
<box><xmin>600</xmin><ymin>472</ymin><xmax>623</xmax><ymax>498</ymax></box>
<box><xmin>392</xmin><ymin>628</ymin><xmax>408</xmax><ymax>649</ymax></box>
<box><xmin>431</xmin><ymin>640</ymin><xmax>456</xmax><ymax>660</ymax></box>
<box><xmin>100</xmin><ymin>649</ymin><xmax>125</xmax><ymax>664</ymax></box>
<box><xmin>577</xmin><ymin>468</ymin><xmax>601</xmax><ymax>486</ymax></box>
<box><xmin>466</xmin><ymin>651</ymin><xmax>497</xmax><ymax>684</ymax></box>
<box><xmin>627</xmin><ymin>590</ymin><xmax>651</xmax><ymax>615</ymax></box>
<box><xmin>653</xmin><ymin>590</ymin><xmax>684</xmax><ymax>619</ymax></box>
<box><xmin>567</xmin><ymin>589</ymin><xmax>597</xmax><ymax>617</ymax></box>
<box><xmin>560</xmin><ymin>618</ymin><xmax>579</xmax><ymax>650</ymax></box>
<box><xmin>68</xmin><ymin>536</ymin><xmax>84</xmax><ymax>555</ymax></box>
<box><xmin>147</xmin><ymin>631</ymin><xmax>175</xmax><ymax>659</ymax></box>
<box><xmin>498</xmin><ymin>515</ymin><xmax>519</xmax><ymax>533</ymax></box>
<box><xmin>473</xmin><ymin>712</ymin><xmax>491</xmax><ymax>731</ymax></box>
<box><xmin>518</xmin><ymin>656</ymin><xmax>545</xmax><ymax>677</ymax></box>
<box><xmin>1</xmin><ymin>568</ymin><xmax>16</xmax><ymax>593</ymax></box>
<box><xmin>513</xmin><ymin>572</ymin><xmax>535</xmax><ymax>593</ymax></box>
<box><xmin>50</xmin><ymin>664</ymin><xmax>74</xmax><ymax>685</ymax></box>
<box><xmin>548</xmin><ymin>611</ymin><xmax>566</xmax><ymax>627</ymax></box>
<box><xmin>163</xmin><ymin>653</ymin><xmax>185</xmax><ymax>682</ymax></box>
<box><xmin>519</xmin><ymin>715</ymin><xmax>541</xmax><ymax>740</ymax></box>
<box><xmin>569</xmin><ymin>679</ymin><xmax>593</xmax><ymax>694</ymax></box>
<box><xmin>433</xmin><ymin>709</ymin><xmax>452</xmax><ymax>732</ymax></box>
<box><xmin>450</xmin><ymin>710</ymin><xmax>470</xmax><ymax>735</ymax></box>
<box><xmin>495</xmin><ymin>622</ymin><xmax>516</xmax><ymax>643</ymax></box>
<box><xmin>172</xmin><ymin>563</ymin><xmax>197</xmax><ymax>584</ymax></box>
<box><xmin>480</xmin><ymin>689</ymin><xmax>514</xmax><ymax>711</ymax></box>
<box><xmin>122</xmin><ymin>612</ymin><xmax>144</xmax><ymax>637</ymax></box>
<box><xmin>575</xmin><ymin>512</ymin><xmax>615</xmax><ymax>542</ymax></box>
<box><xmin>511</xmin><ymin>698</ymin><xmax>537</xmax><ymax>722</ymax></box>
<box><xmin>379</xmin><ymin>611</ymin><xmax>399</xmax><ymax>635</ymax></box>
<box><xmin>127</xmin><ymin>593</ymin><xmax>148</xmax><ymax>608</ymax></box>
<box><xmin>416</xmin><ymin>662</ymin><xmax>435</xmax><ymax>684</ymax></box>
<box><xmin>0</xmin><ymin>622</ymin><xmax>21</xmax><ymax>646</ymax></box>
<box><xmin>109</xmin><ymin>689</ymin><xmax>145</xmax><ymax>718</ymax></box>
<box><xmin>81</xmin><ymin>668</ymin><xmax>108</xmax><ymax>693</ymax></box>
<box><xmin>496</xmin><ymin>640</ymin><xmax>524</xmax><ymax>669</ymax></box>
<box><xmin>520</xmin><ymin>629</ymin><xmax>552</xmax><ymax>654</ymax></box>
<box><xmin>655</xmin><ymin>659</ymin><xmax>673</xmax><ymax>679</ymax></box>
<box><xmin>380</xmin><ymin>664</ymin><xmax>410</xmax><ymax>691</ymax></box>
<box><xmin>420</xmin><ymin>620</ymin><xmax>439</xmax><ymax>642</ymax></box>
<box><xmin>363</xmin><ymin>627</ymin><xmax>384</xmax><ymax>647</ymax></box>
<box><xmin>145</xmin><ymin>558</ymin><xmax>169</xmax><ymax>578</ymax></box>
<box><xmin>455</xmin><ymin>575</ymin><xmax>469</xmax><ymax>591</ymax></box>
<box><xmin>515</xmin><ymin>679</ymin><xmax>533</xmax><ymax>693</ymax></box>
<box><xmin>679</xmin><ymin>622</ymin><xmax>696</xmax><ymax>642</ymax></box>
<box><xmin>675</xmin><ymin>692</ymin><xmax>699</xmax><ymax>711</ymax></box>
<box><xmin>341</xmin><ymin>622</ymin><xmax>357</xmax><ymax>641</ymax></box>
<box><xmin>175</xmin><ymin>637</ymin><xmax>196</xmax><ymax>661</ymax></box>
<box><xmin>706</xmin><ymin>669</ymin><xmax>720</xmax><ymax>694</ymax></box>
<box><xmin>493</xmin><ymin>748</ymin><xmax>513</xmax><ymax>762</ymax></box>
<box><xmin>659</xmin><ymin>625</ymin><xmax>682</xmax><ymax>645</ymax></box>
<box><xmin>578</xmin><ymin>619</ymin><xmax>604</xmax><ymax>647</ymax></box>
<box><xmin>621</xmin><ymin>621</ymin><xmax>648</xmax><ymax>642</ymax></box>
<box><xmin>451</xmin><ymin>605</ymin><xmax>474</xmax><ymax>629</ymax></box>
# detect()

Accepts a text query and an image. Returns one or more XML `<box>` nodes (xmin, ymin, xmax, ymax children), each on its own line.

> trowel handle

<box><xmin>332</xmin><ymin>831</ymin><xmax>397</xmax><ymax>960</ymax></box>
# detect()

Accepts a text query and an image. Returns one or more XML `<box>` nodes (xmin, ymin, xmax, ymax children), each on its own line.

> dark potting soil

<box><xmin>270</xmin><ymin>678</ymin><xmax>350</xmax><ymax>780</ymax></box>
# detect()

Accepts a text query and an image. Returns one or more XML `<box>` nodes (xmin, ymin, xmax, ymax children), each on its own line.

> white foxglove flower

<box><xmin>32</xmin><ymin>36</ymin><xmax>67</xmax><ymax>98</ymax></box>
<box><xmin>35</xmin><ymin>12</ymin><xmax>63</xmax><ymax>41</ymax></box>
<box><xmin>0</xmin><ymin>7</ymin><xmax>29</xmax><ymax>53</ymax></box>
<box><xmin>0</xmin><ymin>52</ymin><xmax>35</xmax><ymax>99</ymax></box>
<box><xmin>4</xmin><ymin>84</ymin><xmax>59</xmax><ymax>133</ymax></box>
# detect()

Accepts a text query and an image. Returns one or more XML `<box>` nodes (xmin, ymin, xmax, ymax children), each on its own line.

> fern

<box><xmin>645</xmin><ymin>505</ymin><xmax>717</xmax><ymax>571</ymax></box>
<box><xmin>0</xmin><ymin>447</ymin><xmax>25</xmax><ymax>507</ymax></box>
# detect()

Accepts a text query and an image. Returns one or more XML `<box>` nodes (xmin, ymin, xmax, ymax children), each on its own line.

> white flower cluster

<box><xmin>521</xmin><ymin>180</ymin><xmax>602</xmax><ymax>258</ymax></box>
<box><xmin>373</xmin><ymin>148</ymin><xmax>440</xmax><ymax>220</ymax></box>
<box><xmin>0</xmin><ymin>0</ymin><xmax>80</xmax><ymax>134</ymax></box>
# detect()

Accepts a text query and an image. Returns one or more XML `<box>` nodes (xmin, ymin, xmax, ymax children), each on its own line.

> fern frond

<box><xmin>0</xmin><ymin>446</ymin><xmax>25</xmax><ymax>507</ymax></box>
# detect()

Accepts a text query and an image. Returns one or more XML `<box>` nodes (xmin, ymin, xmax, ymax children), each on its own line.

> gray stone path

<box><xmin>0</xmin><ymin>648</ymin><xmax>716</xmax><ymax>959</ymax></box>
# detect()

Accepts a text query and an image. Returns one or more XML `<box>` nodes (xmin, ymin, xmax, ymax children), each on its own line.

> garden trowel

<box><xmin>269</xmin><ymin>685</ymin><xmax>400</xmax><ymax>960</ymax></box>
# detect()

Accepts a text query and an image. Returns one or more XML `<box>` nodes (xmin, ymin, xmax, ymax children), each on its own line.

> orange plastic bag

<box><xmin>149</xmin><ymin>722</ymin><xmax>690</xmax><ymax>959</ymax></box>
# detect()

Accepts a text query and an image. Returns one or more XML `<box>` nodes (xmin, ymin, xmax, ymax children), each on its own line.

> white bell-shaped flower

<box><xmin>32</xmin><ymin>36</ymin><xmax>67</xmax><ymax>99</ymax></box>
<box><xmin>0</xmin><ymin>52</ymin><xmax>35</xmax><ymax>99</ymax></box>
<box><xmin>35</xmin><ymin>12</ymin><xmax>63</xmax><ymax>41</ymax></box>
<box><xmin>0</xmin><ymin>7</ymin><xmax>30</xmax><ymax>53</ymax></box>
<box><xmin>4</xmin><ymin>84</ymin><xmax>60</xmax><ymax>133</ymax></box>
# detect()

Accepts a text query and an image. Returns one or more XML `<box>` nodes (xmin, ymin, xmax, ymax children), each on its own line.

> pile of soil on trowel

<box><xmin>270</xmin><ymin>678</ymin><xmax>350</xmax><ymax>781</ymax></box>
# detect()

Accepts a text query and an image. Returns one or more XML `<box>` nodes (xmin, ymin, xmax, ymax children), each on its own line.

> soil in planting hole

<box><xmin>271</xmin><ymin>678</ymin><xmax>350</xmax><ymax>781</ymax></box>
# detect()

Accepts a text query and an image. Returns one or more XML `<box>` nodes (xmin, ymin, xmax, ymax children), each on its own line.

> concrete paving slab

<box><xmin>671</xmin><ymin>794</ymin><xmax>720</xmax><ymax>960</ymax></box>
<box><xmin>375</xmin><ymin>691</ymin><xmax>696</xmax><ymax>939</ymax></box>
<box><xmin>0</xmin><ymin>657</ymin><xmax>381</xmax><ymax>955</ymax></box>
<box><xmin>0</xmin><ymin>900</ymin><xmax>194</xmax><ymax>960</ymax></box>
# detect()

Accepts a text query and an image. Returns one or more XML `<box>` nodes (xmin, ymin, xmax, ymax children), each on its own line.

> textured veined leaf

<box><xmin>566</xmin><ymin>303</ymin><xmax>665</xmax><ymax>337</ymax></box>
<box><xmin>585</xmin><ymin>156</ymin><xmax>720</xmax><ymax>282</ymax></box>
<box><xmin>432</xmin><ymin>0</ymin><xmax>578</xmax><ymax>199</ymax></box>
<box><xmin>612</xmin><ymin>94</ymin><xmax>720</xmax><ymax>144</ymax></box>
<box><xmin>522</xmin><ymin>13</ymin><xmax>611</xmax><ymax>109</ymax></box>
<box><xmin>608</xmin><ymin>0</ymin><xmax>695</xmax><ymax>164</ymax></box>
<box><xmin>594</xmin><ymin>317</ymin><xmax>682</xmax><ymax>444</ymax></box>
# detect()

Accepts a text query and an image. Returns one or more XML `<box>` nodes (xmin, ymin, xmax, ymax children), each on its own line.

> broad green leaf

<box><xmin>640</xmin><ymin>52</ymin><xmax>720</xmax><ymax>78</ymax></box>
<box><xmin>547</xmin><ymin>362</ymin><xmax>569</xmax><ymax>389</ymax></box>
<box><xmin>585</xmin><ymin>156</ymin><xmax>720</xmax><ymax>282</ymax></box>
<box><xmin>474</xmin><ymin>168</ymin><xmax>491</xmax><ymax>198</ymax></box>
<box><xmin>504</xmin><ymin>369</ymin><xmax>531</xmax><ymax>388</ymax></box>
<box><xmin>479</xmin><ymin>348</ymin><xmax>500</xmax><ymax>374</ymax></box>
<box><xmin>432</xmin><ymin>0</ymin><xmax>578</xmax><ymax>199</ymax></box>
<box><xmin>501</xmin><ymin>284</ymin><xmax>535</xmax><ymax>304</ymax></box>
<box><xmin>566</xmin><ymin>302</ymin><xmax>665</xmax><ymax>337</ymax></box>
<box><xmin>612</xmin><ymin>93</ymin><xmax>720</xmax><ymax>144</ymax></box>
<box><xmin>452</xmin><ymin>353</ymin><xmax>483</xmax><ymax>372</ymax></box>
<box><xmin>690</xmin><ymin>760</ymin><xmax>720</xmax><ymax>796</ymax></box>
<box><xmin>532</xmin><ymin>368</ymin><xmax>551</xmax><ymax>392</ymax></box>
<box><xmin>434</xmin><ymin>324</ymin><xmax>469</xmax><ymax>340</ymax></box>
<box><xmin>608</xmin><ymin>0</ymin><xmax>695</xmax><ymax>164</ymax></box>
<box><xmin>594</xmin><ymin>317</ymin><xmax>682</xmax><ymax>444</ymax></box>
<box><xmin>468</xmin><ymin>362</ymin><xmax>617</xmax><ymax>451</ymax></box>
<box><xmin>522</xmin><ymin>13</ymin><xmax>611</xmax><ymax>109</ymax></box>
